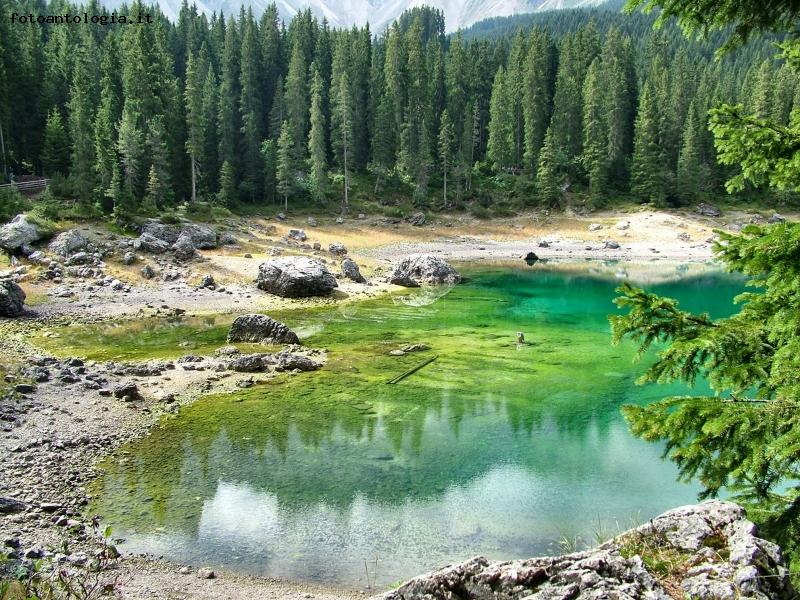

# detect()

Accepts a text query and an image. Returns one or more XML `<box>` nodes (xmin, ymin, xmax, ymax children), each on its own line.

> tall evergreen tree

<box><xmin>276</xmin><ymin>120</ymin><xmax>294</xmax><ymax>210</ymax></box>
<box><xmin>41</xmin><ymin>108</ymin><xmax>70</xmax><ymax>176</ymax></box>
<box><xmin>438</xmin><ymin>109</ymin><xmax>455</xmax><ymax>207</ymax></box>
<box><xmin>284</xmin><ymin>40</ymin><xmax>309</xmax><ymax>165</ymax></box>
<box><xmin>631</xmin><ymin>83</ymin><xmax>668</xmax><ymax>205</ymax></box>
<box><xmin>523</xmin><ymin>29</ymin><xmax>555</xmax><ymax>176</ymax></box>
<box><xmin>536</xmin><ymin>126</ymin><xmax>561</xmax><ymax>206</ymax></box>
<box><xmin>487</xmin><ymin>67</ymin><xmax>512</xmax><ymax>172</ymax></box>
<box><xmin>308</xmin><ymin>66</ymin><xmax>328</xmax><ymax>202</ymax></box>
<box><xmin>581</xmin><ymin>58</ymin><xmax>608</xmax><ymax>203</ymax></box>
<box><xmin>676</xmin><ymin>102</ymin><xmax>704</xmax><ymax>204</ymax></box>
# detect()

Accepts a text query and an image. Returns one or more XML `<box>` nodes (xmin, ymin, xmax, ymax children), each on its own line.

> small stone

<box><xmin>197</xmin><ymin>567</ymin><xmax>215</xmax><ymax>579</ymax></box>
<box><xmin>588</xmin><ymin>223</ymin><xmax>603</xmax><ymax>231</ymax></box>
<box><xmin>141</xmin><ymin>265</ymin><xmax>155</xmax><ymax>279</ymax></box>
<box><xmin>179</xmin><ymin>566</ymin><xmax>191</xmax><ymax>575</ymax></box>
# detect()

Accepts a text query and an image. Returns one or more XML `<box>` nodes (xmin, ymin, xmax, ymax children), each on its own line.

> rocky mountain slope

<box><xmin>112</xmin><ymin>0</ymin><xmax>607</xmax><ymax>31</ymax></box>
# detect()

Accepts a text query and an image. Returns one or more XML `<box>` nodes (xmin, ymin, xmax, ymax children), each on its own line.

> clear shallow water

<box><xmin>86</xmin><ymin>265</ymin><xmax>745</xmax><ymax>588</ymax></box>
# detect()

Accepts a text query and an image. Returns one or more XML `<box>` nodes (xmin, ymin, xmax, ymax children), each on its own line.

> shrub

<box><xmin>0</xmin><ymin>187</ymin><xmax>29</xmax><ymax>222</ymax></box>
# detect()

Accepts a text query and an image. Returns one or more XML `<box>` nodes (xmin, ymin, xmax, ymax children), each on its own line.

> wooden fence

<box><xmin>0</xmin><ymin>178</ymin><xmax>50</xmax><ymax>194</ymax></box>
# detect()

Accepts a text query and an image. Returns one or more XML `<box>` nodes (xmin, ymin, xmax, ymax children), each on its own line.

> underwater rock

<box><xmin>273</xmin><ymin>351</ymin><xmax>320</xmax><ymax>372</ymax></box>
<box><xmin>389</xmin><ymin>254</ymin><xmax>460</xmax><ymax>287</ymax></box>
<box><xmin>49</xmin><ymin>229</ymin><xmax>90</xmax><ymax>257</ymax></box>
<box><xmin>341</xmin><ymin>258</ymin><xmax>366</xmax><ymax>283</ymax></box>
<box><xmin>256</xmin><ymin>257</ymin><xmax>338</xmax><ymax>298</ymax></box>
<box><xmin>228</xmin><ymin>354</ymin><xmax>270</xmax><ymax>372</ymax></box>
<box><xmin>0</xmin><ymin>278</ymin><xmax>26</xmax><ymax>317</ymax></box>
<box><xmin>401</xmin><ymin>343</ymin><xmax>430</xmax><ymax>353</ymax></box>
<box><xmin>380</xmin><ymin>500</ymin><xmax>795</xmax><ymax>600</ymax></box>
<box><xmin>0</xmin><ymin>214</ymin><xmax>42</xmax><ymax>252</ymax></box>
<box><xmin>227</xmin><ymin>314</ymin><xmax>300</xmax><ymax>345</ymax></box>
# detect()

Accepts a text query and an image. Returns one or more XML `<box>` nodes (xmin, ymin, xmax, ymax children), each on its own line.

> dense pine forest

<box><xmin>0</xmin><ymin>0</ymin><xmax>797</xmax><ymax>223</ymax></box>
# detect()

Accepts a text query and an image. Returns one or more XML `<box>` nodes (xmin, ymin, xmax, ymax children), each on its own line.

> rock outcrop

<box><xmin>389</xmin><ymin>254</ymin><xmax>461</xmax><ymax>287</ymax></box>
<box><xmin>697</xmin><ymin>202</ymin><xmax>722</xmax><ymax>217</ymax></box>
<box><xmin>171</xmin><ymin>232</ymin><xmax>196</xmax><ymax>259</ymax></box>
<box><xmin>379</xmin><ymin>500</ymin><xmax>794</xmax><ymax>600</ymax></box>
<box><xmin>0</xmin><ymin>278</ymin><xmax>26</xmax><ymax>317</ymax></box>
<box><xmin>227</xmin><ymin>314</ymin><xmax>300</xmax><ymax>345</ymax></box>
<box><xmin>48</xmin><ymin>229</ymin><xmax>90</xmax><ymax>257</ymax></box>
<box><xmin>180</xmin><ymin>223</ymin><xmax>217</xmax><ymax>249</ymax></box>
<box><xmin>0</xmin><ymin>214</ymin><xmax>42</xmax><ymax>252</ymax></box>
<box><xmin>256</xmin><ymin>256</ymin><xmax>338</xmax><ymax>297</ymax></box>
<box><xmin>134</xmin><ymin>233</ymin><xmax>170</xmax><ymax>254</ymax></box>
<box><xmin>140</xmin><ymin>219</ymin><xmax>217</xmax><ymax>251</ymax></box>
<box><xmin>341</xmin><ymin>258</ymin><xmax>366</xmax><ymax>283</ymax></box>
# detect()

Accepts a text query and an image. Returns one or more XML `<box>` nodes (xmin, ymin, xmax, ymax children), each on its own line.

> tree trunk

<box><xmin>190</xmin><ymin>155</ymin><xmax>197</xmax><ymax>203</ymax></box>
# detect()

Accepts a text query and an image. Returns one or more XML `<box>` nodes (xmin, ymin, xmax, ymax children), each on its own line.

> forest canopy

<box><xmin>0</xmin><ymin>0</ymin><xmax>797</xmax><ymax>222</ymax></box>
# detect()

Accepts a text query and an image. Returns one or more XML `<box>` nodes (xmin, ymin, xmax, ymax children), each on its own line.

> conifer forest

<box><xmin>1</xmin><ymin>0</ymin><xmax>796</xmax><ymax>221</ymax></box>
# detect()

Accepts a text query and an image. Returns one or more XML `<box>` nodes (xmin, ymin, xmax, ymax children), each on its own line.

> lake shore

<box><xmin>0</xmin><ymin>206</ymin><xmax>787</xmax><ymax>599</ymax></box>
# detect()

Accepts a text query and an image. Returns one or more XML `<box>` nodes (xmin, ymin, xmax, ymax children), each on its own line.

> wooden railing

<box><xmin>0</xmin><ymin>178</ymin><xmax>50</xmax><ymax>194</ymax></box>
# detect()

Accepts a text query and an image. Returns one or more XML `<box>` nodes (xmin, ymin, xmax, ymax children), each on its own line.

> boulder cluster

<box><xmin>379</xmin><ymin>501</ymin><xmax>795</xmax><ymax>600</ymax></box>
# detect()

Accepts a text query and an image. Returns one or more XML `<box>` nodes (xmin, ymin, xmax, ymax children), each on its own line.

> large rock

<box><xmin>171</xmin><ymin>232</ymin><xmax>196</xmax><ymax>259</ymax></box>
<box><xmin>181</xmin><ymin>223</ymin><xmax>217</xmax><ymax>249</ymax></box>
<box><xmin>341</xmin><ymin>258</ymin><xmax>366</xmax><ymax>283</ymax></box>
<box><xmin>379</xmin><ymin>500</ymin><xmax>795</xmax><ymax>600</ymax></box>
<box><xmin>697</xmin><ymin>202</ymin><xmax>722</xmax><ymax>217</ymax></box>
<box><xmin>134</xmin><ymin>233</ymin><xmax>170</xmax><ymax>254</ymax></box>
<box><xmin>227</xmin><ymin>314</ymin><xmax>300</xmax><ymax>345</ymax></box>
<box><xmin>49</xmin><ymin>229</ymin><xmax>90</xmax><ymax>257</ymax></box>
<box><xmin>141</xmin><ymin>221</ymin><xmax>180</xmax><ymax>244</ymax></box>
<box><xmin>0</xmin><ymin>278</ymin><xmax>25</xmax><ymax>317</ymax></box>
<box><xmin>142</xmin><ymin>220</ymin><xmax>217</xmax><ymax>249</ymax></box>
<box><xmin>0</xmin><ymin>214</ymin><xmax>42</xmax><ymax>252</ymax></box>
<box><xmin>389</xmin><ymin>254</ymin><xmax>461</xmax><ymax>287</ymax></box>
<box><xmin>256</xmin><ymin>257</ymin><xmax>338</xmax><ymax>298</ymax></box>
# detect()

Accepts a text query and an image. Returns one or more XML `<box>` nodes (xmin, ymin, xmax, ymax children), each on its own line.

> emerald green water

<box><xmin>86</xmin><ymin>265</ymin><xmax>744</xmax><ymax>589</ymax></box>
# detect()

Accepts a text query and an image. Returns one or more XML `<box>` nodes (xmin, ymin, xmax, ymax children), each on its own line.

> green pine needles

<box><xmin>611</xmin><ymin>222</ymin><xmax>800</xmax><ymax>566</ymax></box>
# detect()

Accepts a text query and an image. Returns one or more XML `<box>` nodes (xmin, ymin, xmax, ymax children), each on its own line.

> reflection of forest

<box><xmin>90</xmin><ymin>268</ymin><xmax>744</xmax><ymax>542</ymax></box>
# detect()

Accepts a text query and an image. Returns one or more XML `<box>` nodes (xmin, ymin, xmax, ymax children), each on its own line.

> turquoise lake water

<box><xmin>88</xmin><ymin>263</ymin><xmax>745</xmax><ymax>588</ymax></box>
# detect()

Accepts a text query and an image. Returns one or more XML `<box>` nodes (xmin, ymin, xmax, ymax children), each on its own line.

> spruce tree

<box><xmin>536</xmin><ymin>127</ymin><xmax>560</xmax><ymax>206</ymax></box>
<box><xmin>41</xmin><ymin>109</ymin><xmax>70</xmax><ymax>176</ymax></box>
<box><xmin>276</xmin><ymin>121</ymin><xmax>294</xmax><ymax>211</ymax></box>
<box><xmin>68</xmin><ymin>48</ymin><xmax>96</xmax><ymax>202</ymax></box>
<box><xmin>523</xmin><ymin>29</ymin><xmax>555</xmax><ymax>176</ymax></box>
<box><xmin>631</xmin><ymin>83</ymin><xmax>668</xmax><ymax>205</ymax></box>
<box><xmin>581</xmin><ymin>59</ymin><xmax>608</xmax><ymax>204</ymax></box>
<box><xmin>676</xmin><ymin>102</ymin><xmax>703</xmax><ymax>204</ymax></box>
<box><xmin>217</xmin><ymin>160</ymin><xmax>237</xmax><ymax>206</ymax></box>
<box><xmin>487</xmin><ymin>67</ymin><xmax>512</xmax><ymax>173</ymax></box>
<box><xmin>284</xmin><ymin>40</ymin><xmax>309</xmax><ymax>165</ymax></box>
<box><xmin>308</xmin><ymin>66</ymin><xmax>328</xmax><ymax>202</ymax></box>
<box><xmin>438</xmin><ymin>110</ymin><xmax>455</xmax><ymax>207</ymax></box>
<box><xmin>333</xmin><ymin>71</ymin><xmax>353</xmax><ymax>212</ymax></box>
<box><xmin>239</xmin><ymin>10</ymin><xmax>264</xmax><ymax>202</ymax></box>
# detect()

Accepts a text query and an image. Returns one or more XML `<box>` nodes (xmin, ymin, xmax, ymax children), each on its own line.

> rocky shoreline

<box><xmin>1</xmin><ymin>207</ymin><xmax>797</xmax><ymax>599</ymax></box>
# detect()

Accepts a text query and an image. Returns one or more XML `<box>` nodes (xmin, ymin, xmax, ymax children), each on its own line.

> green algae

<box><xmin>83</xmin><ymin>265</ymin><xmax>745</xmax><ymax>588</ymax></box>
